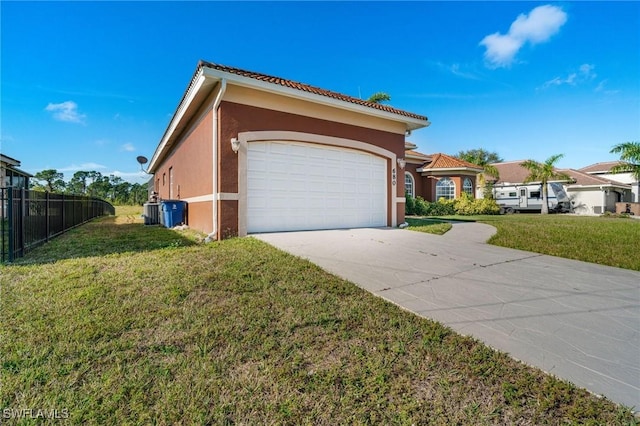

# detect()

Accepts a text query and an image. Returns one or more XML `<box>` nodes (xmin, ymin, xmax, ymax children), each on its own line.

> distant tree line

<box><xmin>29</xmin><ymin>169</ymin><xmax>149</xmax><ymax>205</ymax></box>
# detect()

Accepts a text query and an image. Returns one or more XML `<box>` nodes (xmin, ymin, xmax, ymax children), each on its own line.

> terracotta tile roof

<box><xmin>198</xmin><ymin>60</ymin><xmax>428</xmax><ymax>121</ymax></box>
<box><xmin>578</xmin><ymin>161</ymin><xmax>625</xmax><ymax>174</ymax></box>
<box><xmin>421</xmin><ymin>153</ymin><xmax>483</xmax><ymax>171</ymax></box>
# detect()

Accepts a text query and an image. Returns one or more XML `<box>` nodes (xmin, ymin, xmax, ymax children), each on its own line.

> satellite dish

<box><xmin>136</xmin><ymin>156</ymin><xmax>148</xmax><ymax>165</ymax></box>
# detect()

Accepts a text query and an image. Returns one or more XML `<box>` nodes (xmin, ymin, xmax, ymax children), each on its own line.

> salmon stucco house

<box><xmin>403</xmin><ymin>143</ymin><xmax>483</xmax><ymax>201</ymax></box>
<box><xmin>148</xmin><ymin>61</ymin><xmax>430</xmax><ymax>239</ymax></box>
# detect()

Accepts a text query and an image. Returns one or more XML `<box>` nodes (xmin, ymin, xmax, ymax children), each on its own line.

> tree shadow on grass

<box><xmin>10</xmin><ymin>215</ymin><xmax>199</xmax><ymax>265</ymax></box>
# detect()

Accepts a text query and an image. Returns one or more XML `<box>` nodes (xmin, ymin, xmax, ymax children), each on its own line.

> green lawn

<box><xmin>1</xmin><ymin>207</ymin><xmax>636</xmax><ymax>424</ymax></box>
<box><xmin>405</xmin><ymin>217</ymin><xmax>452</xmax><ymax>235</ymax></box>
<box><xmin>453</xmin><ymin>214</ymin><xmax>638</xmax><ymax>271</ymax></box>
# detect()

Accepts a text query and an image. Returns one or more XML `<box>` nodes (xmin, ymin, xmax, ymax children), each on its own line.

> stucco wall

<box><xmin>413</xmin><ymin>175</ymin><xmax>475</xmax><ymax>202</ymax></box>
<box><xmin>152</xmin><ymin>91</ymin><xmax>412</xmax><ymax>238</ymax></box>
<box><xmin>218</xmin><ymin>101</ymin><xmax>406</xmax><ymax>237</ymax></box>
<box><xmin>568</xmin><ymin>189</ymin><xmax>606</xmax><ymax>215</ymax></box>
<box><xmin>154</xmin><ymin>107</ymin><xmax>214</xmax><ymax>231</ymax></box>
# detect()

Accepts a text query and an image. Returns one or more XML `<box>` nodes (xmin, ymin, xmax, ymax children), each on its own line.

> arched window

<box><xmin>463</xmin><ymin>177</ymin><xmax>473</xmax><ymax>196</ymax></box>
<box><xmin>404</xmin><ymin>172</ymin><xmax>415</xmax><ymax>197</ymax></box>
<box><xmin>436</xmin><ymin>177</ymin><xmax>455</xmax><ymax>200</ymax></box>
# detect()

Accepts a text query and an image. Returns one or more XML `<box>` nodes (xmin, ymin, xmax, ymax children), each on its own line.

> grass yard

<box><xmin>405</xmin><ymin>217</ymin><xmax>452</xmax><ymax>235</ymax></box>
<box><xmin>1</xmin><ymin>207</ymin><xmax>637</xmax><ymax>424</ymax></box>
<box><xmin>409</xmin><ymin>214</ymin><xmax>640</xmax><ymax>271</ymax></box>
<box><xmin>480</xmin><ymin>214</ymin><xmax>639</xmax><ymax>271</ymax></box>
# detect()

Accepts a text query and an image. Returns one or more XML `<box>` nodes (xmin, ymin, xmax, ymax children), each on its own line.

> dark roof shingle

<box><xmin>578</xmin><ymin>161</ymin><xmax>624</xmax><ymax>174</ymax></box>
<box><xmin>561</xmin><ymin>169</ymin><xmax>630</xmax><ymax>187</ymax></box>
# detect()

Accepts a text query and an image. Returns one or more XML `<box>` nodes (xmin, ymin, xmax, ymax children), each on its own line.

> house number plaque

<box><xmin>392</xmin><ymin>167</ymin><xmax>396</xmax><ymax>186</ymax></box>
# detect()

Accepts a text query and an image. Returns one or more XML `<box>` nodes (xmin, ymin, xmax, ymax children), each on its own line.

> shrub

<box><xmin>429</xmin><ymin>198</ymin><xmax>456</xmax><ymax>216</ymax></box>
<box><xmin>601</xmin><ymin>211</ymin><xmax>631</xmax><ymax>219</ymax></box>
<box><xmin>472</xmin><ymin>197</ymin><xmax>501</xmax><ymax>215</ymax></box>
<box><xmin>453</xmin><ymin>193</ymin><xmax>475</xmax><ymax>215</ymax></box>
<box><xmin>414</xmin><ymin>196</ymin><xmax>429</xmax><ymax>216</ymax></box>
<box><xmin>405</xmin><ymin>192</ymin><xmax>416</xmax><ymax>215</ymax></box>
<box><xmin>404</xmin><ymin>194</ymin><xmax>500</xmax><ymax>216</ymax></box>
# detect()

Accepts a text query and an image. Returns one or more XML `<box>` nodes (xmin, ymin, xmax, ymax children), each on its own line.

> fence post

<box><xmin>7</xmin><ymin>189</ymin><xmax>13</xmax><ymax>262</ymax></box>
<box><xmin>46</xmin><ymin>191</ymin><xmax>50</xmax><ymax>242</ymax></box>
<box><xmin>19</xmin><ymin>188</ymin><xmax>25</xmax><ymax>258</ymax></box>
<box><xmin>61</xmin><ymin>193</ymin><xmax>65</xmax><ymax>232</ymax></box>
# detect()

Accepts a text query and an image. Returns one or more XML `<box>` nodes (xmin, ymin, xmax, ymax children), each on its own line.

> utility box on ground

<box><xmin>143</xmin><ymin>203</ymin><xmax>160</xmax><ymax>225</ymax></box>
<box><xmin>160</xmin><ymin>200</ymin><xmax>186</xmax><ymax>228</ymax></box>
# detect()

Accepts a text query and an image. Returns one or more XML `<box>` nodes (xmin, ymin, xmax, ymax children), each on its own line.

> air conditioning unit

<box><xmin>143</xmin><ymin>202</ymin><xmax>160</xmax><ymax>225</ymax></box>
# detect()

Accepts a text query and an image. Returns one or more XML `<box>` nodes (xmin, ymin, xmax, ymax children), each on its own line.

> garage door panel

<box><xmin>269</xmin><ymin>142</ymin><xmax>291</xmax><ymax>155</ymax></box>
<box><xmin>326</xmin><ymin>182</ymin><xmax>342</xmax><ymax>192</ymax></box>
<box><xmin>248</xmin><ymin>179</ymin><xmax>268</xmax><ymax>191</ymax></box>
<box><xmin>269</xmin><ymin>196</ymin><xmax>291</xmax><ymax>209</ymax></box>
<box><xmin>290</xmin><ymin>164</ymin><xmax>306</xmax><ymax>174</ymax></box>
<box><xmin>247</xmin><ymin>141</ymin><xmax>387</xmax><ymax>233</ymax></box>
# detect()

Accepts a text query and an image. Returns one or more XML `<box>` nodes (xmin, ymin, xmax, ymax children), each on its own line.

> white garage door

<box><xmin>247</xmin><ymin>141</ymin><xmax>387</xmax><ymax>233</ymax></box>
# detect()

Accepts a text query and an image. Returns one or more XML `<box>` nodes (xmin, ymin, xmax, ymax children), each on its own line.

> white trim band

<box><xmin>180</xmin><ymin>194</ymin><xmax>213</xmax><ymax>203</ymax></box>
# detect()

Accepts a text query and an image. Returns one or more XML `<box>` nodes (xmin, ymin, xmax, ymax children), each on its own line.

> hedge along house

<box><xmin>402</xmin><ymin>144</ymin><xmax>483</xmax><ymax>201</ymax></box>
<box><xmin>148</xmin><ymin>61</ymin><xmax>430</xmax><ymax>239</ymax></box>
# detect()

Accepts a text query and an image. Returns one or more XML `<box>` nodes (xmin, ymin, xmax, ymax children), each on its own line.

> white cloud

<box><xmin>540</xmin><ymin>63</ymin><xmax>597</xmax><ymax>89</ymax></box>
<box><xmin>594</xmin><ymin>79</ymin><xmax>620</xmax><ymax>95</ymax></box>
<box><xmin>480</xmin><ymin>33</ymin><xmax>524</xmax><ymax>69</ymax></box>
<box><xmin>44</xmin><ymin>101</ymin><xmax>87</xmax><ymax>124</ymax></box>
<box><xmin>58</xmin><ymin>162</ymin><xmax>107</xmax><ymax>172</ymax></box>
<box><xmin>578</xmin><ymin>64</ymin><xmax>596</xmax><ymax>79</ymax></box>
<box><xmin>480</xmin><ymin>5</ymin><xmax>567</xmax><ymax>69</ymax></box>
<box><xmin>121</xmin><ymin>143</ymin><xmax>135</xmax><ymax>152</ymax></box>
<box><xmin>509</xmin><ymin>5</ymin><xmax>568</xmax><ymax>43</ymax></box>
<box><xmin>435</xmin><ymin>62</ymin><xmax>483</xmax><ymax>80</ymax></box>
<box><xmin>110</xmin><ymin>170</ymin><xmax>153</xmax><ymax>184</ymax></box>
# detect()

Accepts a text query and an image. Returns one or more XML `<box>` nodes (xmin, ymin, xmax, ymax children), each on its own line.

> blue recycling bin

<box><xmin>160</xmin><ymin>200</ymin><xmax>185</xmax><ymax>228</ymax></box>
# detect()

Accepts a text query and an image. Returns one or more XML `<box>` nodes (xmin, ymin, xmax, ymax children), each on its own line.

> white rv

<box><xmin>493</xmin><ymin>182</ymin><xmax>571</xmax><ymax>214</ymax></box>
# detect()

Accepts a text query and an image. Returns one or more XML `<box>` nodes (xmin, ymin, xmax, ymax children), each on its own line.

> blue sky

<box><xmin>2</xmin><ymin>1</ymin><xmax>639</xmax><ymax>184</ymax></box>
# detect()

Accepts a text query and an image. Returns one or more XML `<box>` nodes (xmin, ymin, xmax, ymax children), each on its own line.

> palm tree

<box><xmin>609</xmin><ymin>141</ymin><xmax>640</xmax><ymax>181</ymax></box>
<box><xmin>457</xmin><ymin>149</ymin><xmax>503</xmax><ymax>198</ymax></box>
<box><xmin>367</xmin><ymin>92</ymin><xmax>391</xmax><ymax>104</ymax></box>
<box><xmin>520</xmin><ymin>154</ymin><xmax>571</xmax><ymax>214</ymax></box>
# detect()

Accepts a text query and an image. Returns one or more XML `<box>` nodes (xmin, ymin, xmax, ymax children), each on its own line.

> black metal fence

<box><xmin>1</xmin><ymin>188</ymin><xmax>115</xmax><ymax>263</ymax></box>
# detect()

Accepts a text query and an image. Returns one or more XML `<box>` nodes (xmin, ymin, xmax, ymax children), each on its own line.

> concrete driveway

<box><xmin>254</xmin><ymin>223</ymin><xmax>640</xmax><ymax>410</ymax></box>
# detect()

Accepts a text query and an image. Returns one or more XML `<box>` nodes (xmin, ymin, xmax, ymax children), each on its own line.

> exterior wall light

<box><xmin>231</xmin><ymin>137</ymin><xmax>240</xmax><ymax>153</ymax></box>
<box><xmin>397</xmin><ymin>158</ymin><xmax>406</xmax><ymax>169</ymax></box>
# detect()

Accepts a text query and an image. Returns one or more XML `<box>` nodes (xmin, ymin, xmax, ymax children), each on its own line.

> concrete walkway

<box><xmin>254</xmin><ymin>223</ymin><xmax>640</xmax><ymax>410</ymax></box>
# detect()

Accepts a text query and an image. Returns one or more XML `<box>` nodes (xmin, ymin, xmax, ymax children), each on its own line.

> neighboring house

<box><xmin>148</xmin><ymin>60</ymin><xmax>430</xmax><ymax>238</ymax></box>
<box><xmin>403</xmin><ymin>143</ymin><xmax>482</xmax><ymax>201</ymax></box>
<box><xmin>561</xmin><ymin>168</ymin><xmax>632</xmax><ymax>215</ymax></box>
<box><xmin>1</xmin><ymin>154</ymin><xmax>32</xmax><ymax>189</ymax></box>
<box><xmin>485</xmin><ymin>161</ymin><xmax>631</xmax><ymax>215</ymax></box>
<box><xmin>579</xmin><ymin>161</ymin><xmax>639</xmax><ymax>203</ymax></box>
